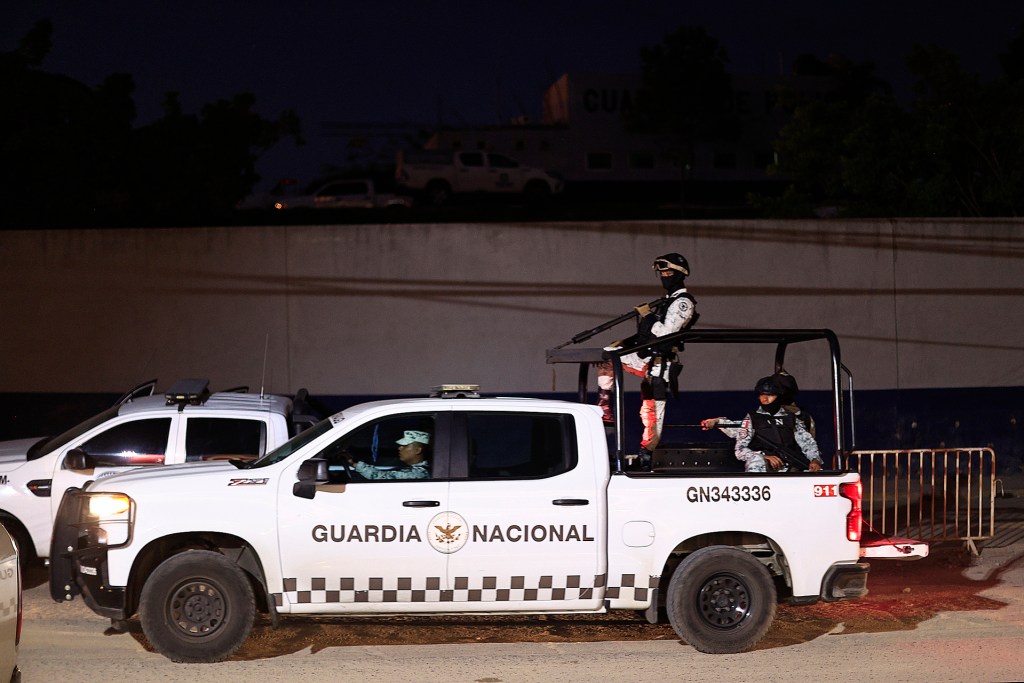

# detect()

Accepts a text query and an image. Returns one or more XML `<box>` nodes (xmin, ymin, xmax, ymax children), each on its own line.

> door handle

<box><xmin>402</xmin><ymin>500</ymin><xmax>441</xmax><ymax>507</ymax></box>
<box><xmin>552</xmin><ymin>498</ymin><xmax>589</xmax><ymax>506</ymax></box>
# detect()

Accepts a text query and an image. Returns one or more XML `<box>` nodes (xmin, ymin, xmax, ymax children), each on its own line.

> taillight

<box><xmin>839</xmin><ymin>480</ymin><xmax>863</xmax><ymax>542</ymax></box>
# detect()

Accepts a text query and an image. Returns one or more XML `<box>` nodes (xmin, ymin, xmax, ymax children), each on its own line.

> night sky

<box><xmin>6</xmin><ymin>1</ymin><xmax>1023</xmax><ymax>188</ymax></box>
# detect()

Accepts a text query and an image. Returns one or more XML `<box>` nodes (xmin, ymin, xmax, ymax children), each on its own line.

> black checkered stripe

<box><xmin>0</xmin><ymin>595</ymin><xmax>15</xmax><ymax>618</ymax></box>
<box><xmin>275</xmin><ymin>573</ymin><xmax>607</xmax><ymax>606</ymax></box>
<box><xmin>274</xmin><ymin>573</ymin><xmax>656</xmax><ymax>606</ymax></box>
<box><xmin>606</xmin><ymin>573</ymin><xmax>659</xmax><ymax>602</ymax></box>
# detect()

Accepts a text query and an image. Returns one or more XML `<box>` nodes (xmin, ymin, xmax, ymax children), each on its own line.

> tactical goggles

<box><xmin>653</xmin><ymin>259</ymin><xmax>688</xmax><ymax>275</ymax></box>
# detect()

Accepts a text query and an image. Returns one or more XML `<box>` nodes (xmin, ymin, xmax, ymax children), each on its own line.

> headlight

<box><xmin>84</xmin><ymin>493</ymin><xmax>134</xmax><ymax>547</ymax></box>
<box><xmin>88</xmin><ymin>494</ymin><xmax>131</xmax><ymax>518</ymax></box>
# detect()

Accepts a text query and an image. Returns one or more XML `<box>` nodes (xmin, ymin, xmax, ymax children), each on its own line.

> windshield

<box><xmin>28</xmin><ymin>406</ymin><xmax>120</xmax><ymax>461</ymax></box>
<box><xmin>245</xmin><ymin>417</ymin><xmax>335</xmax><ymax>469</ymax></box>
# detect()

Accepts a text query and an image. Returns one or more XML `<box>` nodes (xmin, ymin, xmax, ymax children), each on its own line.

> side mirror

<box><xmin>64</xmin><ymin>448</ymin><xmax>96</xmax><ymax>471</ymax></box>
<box><xmin>293</xmin><ymin>458</ymin><xmax>329</xmax><ymax>499</ymax></box>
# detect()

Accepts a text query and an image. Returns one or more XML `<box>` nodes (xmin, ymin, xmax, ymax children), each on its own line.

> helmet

<box><xmin>652</xmin><ymin>253</ymin><xmax>690</xmax><ymax>276</ymax></box>
<box><xmin>773</xmin><ymin>371</ymin><xmax>799</xmax><ymax>402</ymax></box>
<box><xmin>755</xmin><ymin>376</ymin><xmax>783</xmax><ymax>395</ymax></box>
<box><xmin>653</xmin><ymin>253</ymin><xmax>689</xmax><ymax>292</ymax></box>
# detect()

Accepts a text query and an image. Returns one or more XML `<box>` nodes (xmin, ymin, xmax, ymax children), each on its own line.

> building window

<box><xmin>628</xmin><ymin>151</ymin><xmax>655</xmax><ymax>170</ymax></box>
<box><xmin>586</xmin><ymin>152</ymin><xmax>613</xmax><ymax>171</ymax></box>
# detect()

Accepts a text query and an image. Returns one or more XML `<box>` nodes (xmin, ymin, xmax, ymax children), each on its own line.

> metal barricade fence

<box><xmin>840</xmin><ymin>448</ymin><xmax>996</xmax><ymax>553</ymax></box>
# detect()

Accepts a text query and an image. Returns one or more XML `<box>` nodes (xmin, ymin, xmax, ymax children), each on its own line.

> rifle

<box><xmin>554</xmin><ymin>298</ymin><xmax>662</xmax><ymax>349</ymax></box>
<box><xmin>750</xmin><ymin>432</ymin><xmax>812</xmax><ymax>472</ymax></box>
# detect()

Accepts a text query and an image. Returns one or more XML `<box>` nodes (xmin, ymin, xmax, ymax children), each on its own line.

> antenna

<box><xmin>260</xmin><ymin>333</ymin><xmax>269</xmax><ymax>399</ymax></box>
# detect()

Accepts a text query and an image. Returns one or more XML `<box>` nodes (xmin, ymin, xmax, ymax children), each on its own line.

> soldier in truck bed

<box><xmin>734</xmin><ymin>376</ymin><xmax>823</xmax><ymax>473</ymax></box>
<box><xmin>702</xmin><ymin>370</ymin><xmax>815</xmax><ymax>439</ymax></box>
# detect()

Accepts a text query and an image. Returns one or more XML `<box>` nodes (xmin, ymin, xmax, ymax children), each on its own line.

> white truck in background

<box><xmin>395</xmin><ymin>150</ymin><xmax>564</xmax><ymax>205</ymax></box>
<box><xmin>0</xmin><ymin>379</ymin><xmax>320</xmax><ymax>565</ymax></box>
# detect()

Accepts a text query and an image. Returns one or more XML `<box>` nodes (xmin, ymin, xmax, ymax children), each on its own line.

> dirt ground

<box><xmin>28</xmin><ymin>543</ymin><xmax>1004</xmax><ymax>660</ymax></box>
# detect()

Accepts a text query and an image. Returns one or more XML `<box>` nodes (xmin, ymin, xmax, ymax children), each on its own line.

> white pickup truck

<box><xmin>0</xmin><ymin>379</ymin><xmax>319</xmax><ymax>565</ymax></box>
<box><xmin>50</xmin><ymin>330</ymin><xmax>913</xmax><ymax>663</ymax></box>
<box><xmin>395</xmin><ymin>150</ymin><xmax>564</xmax><ymax>205</ymax></box>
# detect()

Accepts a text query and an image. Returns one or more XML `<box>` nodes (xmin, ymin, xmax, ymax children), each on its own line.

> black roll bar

<box><xmin>546</xmin><ymin>328</ymin><xmax>846</xmax><ymax>472</ymax></box>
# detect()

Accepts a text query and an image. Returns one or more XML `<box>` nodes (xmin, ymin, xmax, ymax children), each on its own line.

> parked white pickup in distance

<box><xmin>395</xmin><ymin>150</ymin><xmax>564</xmax><ymax>205</ymax></box>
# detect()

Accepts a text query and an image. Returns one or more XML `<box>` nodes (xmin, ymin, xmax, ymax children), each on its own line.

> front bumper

<box><xmin>49</xmin><ymin>488</ymin><xmax>130</xmax><ymax>619</ymax></box>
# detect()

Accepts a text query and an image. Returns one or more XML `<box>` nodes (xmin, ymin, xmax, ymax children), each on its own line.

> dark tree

<box><xmin>628</xmin><ymin>26</ymin><xmax>734</xmax><ymax>212</ymax></box>
<box><xmin>0</xmin><ymin>19</ymin><xmax>302</xmax><ymax>227</ymax></box>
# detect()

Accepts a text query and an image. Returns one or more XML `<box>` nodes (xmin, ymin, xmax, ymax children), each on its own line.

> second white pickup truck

<box><xmin>0</xmin><ymin>379</ymin><xmax>319</xmax><ymax>565</ymax></box>
<box><xmin>50</xmin><ymin>331</ymin><xmax>903</xmax><ymax>662</ymax></box>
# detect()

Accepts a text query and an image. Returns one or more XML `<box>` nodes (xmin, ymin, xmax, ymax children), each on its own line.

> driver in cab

<box><xmin>347</xmin><ymin>430</ymin><xmax>430</xmax><ymax>480</ymax></box>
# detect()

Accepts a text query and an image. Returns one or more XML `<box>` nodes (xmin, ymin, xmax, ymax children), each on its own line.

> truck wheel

<box><xmin>139</xmin><ymin>550</ymin><xmax>256</xmax><ymax>663</ymax></box>
<box><xmin>424</xmin><ymin>180</ymin><xmax>452</xmax><ymax>206</ymax></box>
<box><xmin>665</xmin><ymin>545</ymin><xmax>776</xmax><ymax>654</ymax></box>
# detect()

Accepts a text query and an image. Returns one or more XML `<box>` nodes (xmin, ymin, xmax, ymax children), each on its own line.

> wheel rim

<box><xmin>168</xmin><ymin>579</ymin><xmax>227</xmax><ymax>637</ymax></box>
<box><xmin>695</xmin><ymin>572</ymin><xmax>752</xmax><ymax>630</ymax></box>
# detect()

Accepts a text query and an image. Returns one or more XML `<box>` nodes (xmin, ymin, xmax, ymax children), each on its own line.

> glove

<box><xmin>634</xmin><ymin>303</ymin><xmax>652</xmax><ymax>317</ymax></box>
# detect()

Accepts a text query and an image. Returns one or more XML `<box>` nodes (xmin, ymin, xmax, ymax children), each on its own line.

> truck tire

<box><xmin>139</xmin><ymin>549</ymin><xmax>256</xmax><ymax>663</ymax></box>
<box><xmin>665</xmin><ymin>545</ymin><xmax>776</xmax><ymax>653</ymax></box>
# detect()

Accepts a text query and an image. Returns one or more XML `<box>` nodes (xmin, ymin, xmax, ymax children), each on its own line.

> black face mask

<box><xmin>759</xmin><ymin>396</ymin><xmax>781</xmax><ymax>414</ymax></box>
<box><xmin>659</xmin><ymin>272</ymin><xmax>686</xmax><ymax>292</ymax></box>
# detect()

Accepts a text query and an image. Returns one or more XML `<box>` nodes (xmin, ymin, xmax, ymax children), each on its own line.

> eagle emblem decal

<box><xmin>427</xmin><ymin>511</ymin><xmax>468</xmax><ymax>554</ymax></box>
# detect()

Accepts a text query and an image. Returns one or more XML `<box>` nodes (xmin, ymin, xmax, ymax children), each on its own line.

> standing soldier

<box><xmin>598</xmin><ymin>252</ymin><xmax>698</xmax><ymax>467</ymax></box>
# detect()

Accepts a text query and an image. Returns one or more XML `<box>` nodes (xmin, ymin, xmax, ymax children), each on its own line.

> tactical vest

<box><xmin>748</xmin><ymin>410</ymin><xmax>807</xmax><ymax>467</ymax></box>
<box><xmin>636</xmin><ymin>290</ymin><xmax>698</xmax><ymax>342</ymax></box>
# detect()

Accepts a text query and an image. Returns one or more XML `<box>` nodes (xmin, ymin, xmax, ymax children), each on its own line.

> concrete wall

<box><xmin>1</xmin><ymin>219</ymin><xmax>1021</xmax><ymax>397</ymax></box>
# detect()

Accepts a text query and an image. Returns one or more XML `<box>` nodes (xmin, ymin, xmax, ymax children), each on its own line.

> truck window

<box><xmin>465</xmin><ymin>412</ymin><xmax>577</xmax><ymax>479</ymax></box>
<box><xmin>459</xmin><ymin>152</ymin><xmax>484</xmax><ymax>167</ymax></box>
<box><xmin>184</xmin><ymin>418</ymin><xmax>267</xmax><ymax>462</ymax></box>
<box><xmin>72</xmin><ymin>418</ymin><xmax>172</xmax><ymax>467</ymax></box>
<box><xmin>317</xmin><ymin>413</ymin><xmax>437</xmax><ymax>483</ymax></box>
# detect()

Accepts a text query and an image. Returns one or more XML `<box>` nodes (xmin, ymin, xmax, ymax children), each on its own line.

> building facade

<box><xmin>425</xmin><ymin>72</ymin><xmax>834</xmax><ymax>192</ymax></box>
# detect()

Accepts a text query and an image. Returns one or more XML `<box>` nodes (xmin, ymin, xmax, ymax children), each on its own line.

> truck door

<box><xmin>485</xmin><ymin>153</ymin><xmax>522</xmax><ymax>193</ymax></box>
<box><xmin>50</xmin><ymin>415</ymin><xmax>177</xmax><ymax>533</ymax></box>
<box><xmin>176</xmin><ymin>415</ymin><xmax>270</xmax><ymax>463</ymax></box>
<box><xmin>455</xmin><ymin>151</ymin><xmax>489</xmax><ymax>192</ymax></box>
<box><xmin>276</xmin><ymin>411</ymin><xmax>451</xmax><ymax>613</ymax></box>
<box><xmin>444</xmin><ymin>409</ymin><xmax>605</xmax><ymax>611</ymax></box>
